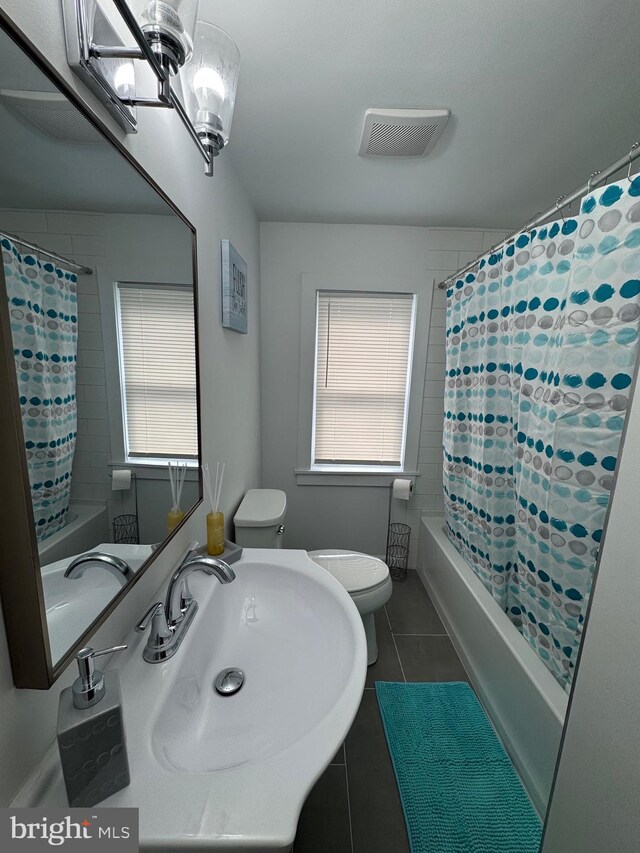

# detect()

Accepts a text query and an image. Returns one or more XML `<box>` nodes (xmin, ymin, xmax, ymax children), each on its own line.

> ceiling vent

<box><xmin>358</xmin><ymin>108</ymin><xmax>450</xmax><ymax>158</ymax></box>
<box><xmin>0</xmin><ymin>89</ymin><xmax>103</xmax><ymax>146</ymax></box>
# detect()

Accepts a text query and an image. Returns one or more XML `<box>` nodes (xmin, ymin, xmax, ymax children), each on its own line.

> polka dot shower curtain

<box><xmin>444</xmin><ymin>177</ymin><xmax>640</xmax><ymax>690</ymax></box>
<box><xmin>2</xmin><ymin>237</ymin><xmax>78</xmax><ymax>542</ymax></box>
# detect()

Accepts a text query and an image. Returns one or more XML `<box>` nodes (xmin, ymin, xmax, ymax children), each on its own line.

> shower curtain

<box><xmin>444</xmin><ymin>177</ymin><xmax>640</xmax><ymax>690</ymax></box>
<box><xmin>2</xmin><ymin>237</ymin><xmax>78</xmax><ymax>542</ymax></box>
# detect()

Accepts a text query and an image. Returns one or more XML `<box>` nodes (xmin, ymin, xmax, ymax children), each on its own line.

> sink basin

<box><xmin>152</xmin><ymin>557</ymin><xmax>360</xmax><ymax>773</ymax></box>
<box><xmin>42</xmin><ymin>544</ymin><xmax>152</xmax><ymax>665</ymax></box>
<box><xmin>18</xmin><ymin>549</ymin><xmax>367</xmax><ymax>851</ymax></box>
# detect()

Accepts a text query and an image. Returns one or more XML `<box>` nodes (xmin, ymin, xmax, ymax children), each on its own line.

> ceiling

<box><xmin>208</xmin><ymin>0</ymin><xmax>640</xmax><ymax>228</ymax></box>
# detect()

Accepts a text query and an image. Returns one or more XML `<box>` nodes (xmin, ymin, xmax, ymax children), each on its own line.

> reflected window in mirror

<box><xmin>115</xmin><ymin>282</ymin><xmax>198</xmax><ymax>463</ymax></box>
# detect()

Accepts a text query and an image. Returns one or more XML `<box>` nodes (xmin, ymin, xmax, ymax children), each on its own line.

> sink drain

<box><xmin>214</xmin><ymin>667</ymin><xmax>245</xmax><ymax>696</ymax></box>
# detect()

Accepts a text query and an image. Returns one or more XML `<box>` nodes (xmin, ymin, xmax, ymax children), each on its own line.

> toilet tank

<box><xmin>233</xmin><ymin>489</ymin><xmax>287</xmax><ymax>549</ymax></box>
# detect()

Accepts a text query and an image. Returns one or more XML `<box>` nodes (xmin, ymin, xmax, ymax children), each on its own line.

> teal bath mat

<box><xmin>375</xmin><ymin>681</ymin><xmax>542</xmax><ymax>853</ymax></box>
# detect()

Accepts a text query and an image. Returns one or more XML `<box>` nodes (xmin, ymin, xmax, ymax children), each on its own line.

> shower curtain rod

<box><xmin>437</xmin><ymin>140</ymin><xmax>640</xmax><ymax>289</ymax></box>
<box><xmin>0</xmin><ymin>231</ymin><xmax>93</xmax><ymax>276</ymax></box>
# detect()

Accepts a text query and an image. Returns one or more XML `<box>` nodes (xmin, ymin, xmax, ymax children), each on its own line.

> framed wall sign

<box><xmin>220</xmin><ymin>239</ymin><xmax>247</xmax><ymax>333</ymax></box>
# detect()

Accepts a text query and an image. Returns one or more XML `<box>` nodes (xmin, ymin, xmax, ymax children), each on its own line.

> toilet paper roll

<box><xmin>112</xmin><ymin>469</ymin><xmax>132</xmax><ymax>491</ymax></box>
<box><xmin>392</xmin><ymin>478</ymin><xmax>414</xmax><ymax>500</ymax></box>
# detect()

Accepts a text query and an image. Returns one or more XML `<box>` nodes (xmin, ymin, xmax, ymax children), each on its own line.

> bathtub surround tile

<box><xmin>483</xmin><ymin>230</ymin><xmax>511</xmax><ymax>251</ymax></box>
<box><xmin>458</xmin><ymin>249</ymin><xmax>481</xmax><ymax>266</ymax></box>
<box><xmin>293</xmin><ymin>765</ymin><xmax>352</xmax><ymax>853</ymax></box>
<box><xmin>424</xmin><ymin>249</ymin><xmax>459</xmax><ymax>270</ymax></box>
<box><xmin>422</xmin><ymin>397</ymin><xmax>445</xmax><ymax>416</ymax></box>
<box><xmin>0</xmin><ymin>208</ymin><xmax>48</xmax><ymax>233</ymax></box>
<box><xmin>394</xmin><ymin>636</ymin><xmax>468</xmax><ymax>682</ymax></box>
<box><xmin>71</xmin><ymin>234</ymin><xmax>107</xmax><ymax>255</ymax></box>
<box><xmin>13</xmin><ymin>231</ymin><xmax>74</xmax><ymax>254</ymax></box>
<box><xmin>385</xmin><ymin>572</ymin><xmax>446</xmax><ymax>635</ymax></box>
<box><xmin>425</xmin><ymin>229</ymin><xmax>485</xmax><ymax>251</ymax></box>
<box><xmin>346</xmin><ymin>690</ymin><xmax>409</xmax><ymax>853</ymax></box>
<box><xmin>46</xmin><ymin>211</ymin><xmax>105</xmax><ymax>236</ymax></box>
<box><xmin>430</xmin><ymin>308</ymin><xmax>446</xmax><ymax>327</ymax></box>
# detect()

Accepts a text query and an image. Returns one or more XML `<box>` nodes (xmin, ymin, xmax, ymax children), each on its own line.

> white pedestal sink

<box><xmin>15</xmin><ymin>549</ymin><xmax>367</xmax><ymax>851</ymax></box>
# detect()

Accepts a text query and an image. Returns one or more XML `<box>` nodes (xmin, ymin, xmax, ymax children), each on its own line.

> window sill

<box><xmin>294</xmin><ymin>468</ymin><xmax>419</xmax><ymax>487</ymax></box>
<box><xmin>109</xmin><ymin>460</ymin><xmax>199</xmax><ymax>481</ymax></box>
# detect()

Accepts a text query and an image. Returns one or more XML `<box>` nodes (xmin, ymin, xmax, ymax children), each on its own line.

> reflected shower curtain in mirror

<box><xmin>2</xmin><ymin>237</ymin><xmax>78</xmax><ymax>542</ymax></box>
<box><xmin>444</xmin><ymin>177</ymin><xmax>640</xmax><ymax>690</ymax></box>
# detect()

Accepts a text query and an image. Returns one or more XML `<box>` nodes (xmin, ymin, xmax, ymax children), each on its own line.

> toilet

<box><xmin>234</xmin><ymin>489</ymin><xmax>392</xmax><ymax>665</ymax></box>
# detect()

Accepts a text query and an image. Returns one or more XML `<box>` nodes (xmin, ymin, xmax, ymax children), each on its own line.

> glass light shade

<box><xmin>181</xmin><ymin>22</ymin><xmax>240</xmax><ymax>146</ymax></box>
<box><xmin>132</xmin><ymin>0</ymin><xmax>198</xmax><ymax>65</ymax></box>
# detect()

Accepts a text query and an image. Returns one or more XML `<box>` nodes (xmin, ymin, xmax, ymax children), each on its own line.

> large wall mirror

<box><xmin>0</xmin><ymin>18</ymin><xmax>201</xmax><ymax>688</ymax></box>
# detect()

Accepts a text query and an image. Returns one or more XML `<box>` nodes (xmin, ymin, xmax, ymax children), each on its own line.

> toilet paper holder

<box><xmin>386</xmin><ymin>478</ymin><xmax>413</xmax><ymax>582</ymax></box>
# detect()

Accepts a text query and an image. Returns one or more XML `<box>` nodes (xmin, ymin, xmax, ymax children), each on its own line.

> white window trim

<box><xmin>296</xmin><ymin>273</ymin><xmax>432</xmax><ymax>486</ymax></box>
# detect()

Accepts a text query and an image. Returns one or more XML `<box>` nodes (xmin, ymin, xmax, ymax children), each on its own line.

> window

<box><xmin>312</xmin><ymin>291</ymin><xmax>415</xmax><ymax>468</ymax></box>
<box><xmin>115</xmin><ymin>283</ymin><xmax>197</xmax><ymax>461</ymax></box>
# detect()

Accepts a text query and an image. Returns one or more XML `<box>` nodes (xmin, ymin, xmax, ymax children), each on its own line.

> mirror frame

<box><xmin>0</xmin><ymin>9</ymin><xmax>202</xmax><ymax>689</ymax></box>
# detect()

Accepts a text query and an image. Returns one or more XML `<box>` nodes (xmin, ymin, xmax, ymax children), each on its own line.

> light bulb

<box><xmin>113</xmin><ymin>63</ymin><xmax>135</xmax><ymax>99</ymax></box>
<box><xmin>193</xmin><ymin>66</ymin><xmax>226</xmax><ymax>116</ymax></box>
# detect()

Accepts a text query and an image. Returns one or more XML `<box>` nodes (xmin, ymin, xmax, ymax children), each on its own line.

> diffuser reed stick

<box><xmin>167</xmin><ymin>460</ymin><xmax>188</xmax><ymax>533</ymax></box>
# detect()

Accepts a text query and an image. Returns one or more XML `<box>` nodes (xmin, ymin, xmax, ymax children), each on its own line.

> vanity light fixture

<box><xmin>61</xmin><ymin>0</ymin><xmax>240</xmax><ymax>176</ymax></box>
<box><xmin>181</xmin><ymin>22</ymin><xmax>240</xmax><ymax>176</ymax></box>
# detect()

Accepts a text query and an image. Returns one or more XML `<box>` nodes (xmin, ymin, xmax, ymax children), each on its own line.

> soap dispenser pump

<box><xmin>57</xmin><ymin>644</ymin><xmax>130</xmax><ymax>807</ymax></box>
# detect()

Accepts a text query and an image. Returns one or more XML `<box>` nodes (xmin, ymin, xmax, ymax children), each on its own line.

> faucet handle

<box><xmin>136</xmin><ymin>602</ymin><xmax>172</xmax><ymax>646</ymax></box>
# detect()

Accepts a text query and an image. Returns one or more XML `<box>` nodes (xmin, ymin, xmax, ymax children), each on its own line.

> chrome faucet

<box><xmin>64</xmin><ymin>552</ymin><xmax>134</xmax><ymax>587</ymax></box>
<box><xmin>136</xmin><ymin>552</ymin><xmax>235</xmax><ymax>663</ymax></box>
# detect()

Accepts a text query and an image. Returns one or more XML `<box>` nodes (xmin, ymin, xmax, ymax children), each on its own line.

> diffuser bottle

<box><xmin>167</xmin><ymin>508</ymin><xmax>185</xmax><ymax>532</ymax></box>
<box><xmin>207</xmin><ymin>511</ymin><xmax>225</xmax><ymax>555</ymax></box>
<box><xmin>203</xmin><ymin>461</ymin><xmax>226</xmax><ymax>556</ymax></box>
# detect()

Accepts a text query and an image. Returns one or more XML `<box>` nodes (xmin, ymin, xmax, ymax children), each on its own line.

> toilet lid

<box><xmin>308</xmin><ymin>549</ymin><xmax>389</xmax><ymax>594</ymax></box>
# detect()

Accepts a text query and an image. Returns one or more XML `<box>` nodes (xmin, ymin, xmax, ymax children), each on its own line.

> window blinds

<box><xmin>313</xmin><ymin>291</ymin><xmax>414</xmax><ymax>466</ymax></box>
<box><xmin>116</xmin><ymin>283</ymin><xmax>197</xmax><ymax>459</ymax></box>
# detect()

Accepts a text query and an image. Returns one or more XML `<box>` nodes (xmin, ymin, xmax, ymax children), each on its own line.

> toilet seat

<box><xmin>307</xmin><ymin>549</ymin><xmax>389</xmax><ymax>593</ymax></box>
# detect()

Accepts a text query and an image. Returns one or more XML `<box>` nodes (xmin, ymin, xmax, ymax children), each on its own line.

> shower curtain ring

<box><xmin>627</xmin><ymin>142</ymin><xmax>640</xmax><ymax>181</ymax></box>
<box><xmin>555</xmin><ymin>195</ymin><xmax>567</xmax><ymax>223</ymax></box>
<box><xmin>587</xmin><ymin>170</ymin><xmax>602</xmax><ymax>192</ymax></box>
<box><xmin>525</xmin><ymin>213</ymin><xmax>541</xmax><ymax>234</ymax></box>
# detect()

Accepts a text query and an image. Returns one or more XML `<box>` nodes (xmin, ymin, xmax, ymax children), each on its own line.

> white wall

<box><xmin>0</xmin><ymin>2</ymin><xmax>261</xmax><ymax>805</ymax></box>
<box><xmin>540</xmin><ymin>366</ymin><xmax>640</xmax><ymax>851</ymax></box>
<box><xmin>259</xmin><ymin>223</ymin><xmax>507</xmax><ymax>566</ymax></box>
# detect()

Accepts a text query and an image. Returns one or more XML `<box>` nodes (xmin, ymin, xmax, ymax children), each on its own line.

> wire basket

<box><xmin>386</xmin><ymin>522</ymin><xmax>411</xmax><ymax>581</ymax></box>
<box><xmin>112</xmin><ymin>513</ymin><xmax>139</xmax><ymax>545</ymax></box>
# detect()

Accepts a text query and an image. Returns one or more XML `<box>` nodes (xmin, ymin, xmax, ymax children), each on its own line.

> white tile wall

<box><xmin>395</xmin><ymin>227</ymin><xmax>510</xmax><ymax>569</ymax></box>
<box><xmin>0</xmin><ymin>208</ymin><xmax>111</xmax><ymax>510</ymax></box>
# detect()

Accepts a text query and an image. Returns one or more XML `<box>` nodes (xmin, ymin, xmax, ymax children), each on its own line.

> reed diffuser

<box><xmin>203</xmin><ymin>461</ymin><xmax>226</xmax><ymax>556</ymax></box>
<box><xmin>167</xmin><ymin>460</ymin><xmax>188</xmax><ymax>533</ymax></box>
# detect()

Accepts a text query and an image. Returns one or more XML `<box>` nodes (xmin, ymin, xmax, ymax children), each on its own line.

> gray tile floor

<box><xmin>293</xmin><ymin>571</ymin><xmax>469</xmax><ymax>853</ymax></box>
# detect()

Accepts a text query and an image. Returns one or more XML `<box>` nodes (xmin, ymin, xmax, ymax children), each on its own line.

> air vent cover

<box><xmin>358</xmin><ymin>108</ymin><xmax>450</xmax><ymax>158</ymax></box>
<box><xmin>0</xmin><ymin>89</ymin><xmax>103</xmax><ymax>146</ymax></box>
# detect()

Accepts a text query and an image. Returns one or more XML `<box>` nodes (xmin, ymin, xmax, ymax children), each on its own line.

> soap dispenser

<box><xmin>57</xmin><ymin>644</ymin><xmax>130</xmax><ymax>807</ymax></box>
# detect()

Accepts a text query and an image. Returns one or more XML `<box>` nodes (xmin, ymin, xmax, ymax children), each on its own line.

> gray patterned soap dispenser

<box><xmin>57</xmin><ymin>645</ymin><xmax>130</xmax><ymax>807</ymax></box>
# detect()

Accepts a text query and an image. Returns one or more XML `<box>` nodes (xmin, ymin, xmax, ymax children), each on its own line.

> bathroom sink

<box><xmin>20</xmin><ymin>549</ymin><xmax>367</xmax><ymax>851</ymax></box>
<box><xmin>151</xmin><ymin>555</ymin><xmax>362</xmax><ymax>773</ymax></box>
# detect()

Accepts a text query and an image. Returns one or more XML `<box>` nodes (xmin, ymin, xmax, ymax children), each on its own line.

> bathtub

<box><xmin>37</xmin><ymin>502</ymin><xmax>110</xmax><ymax>567</ymax></box>
<box><xmin>418</xmin><ymin>514</ymin><xmax>568</xmax><ymax>817</ymax></box>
